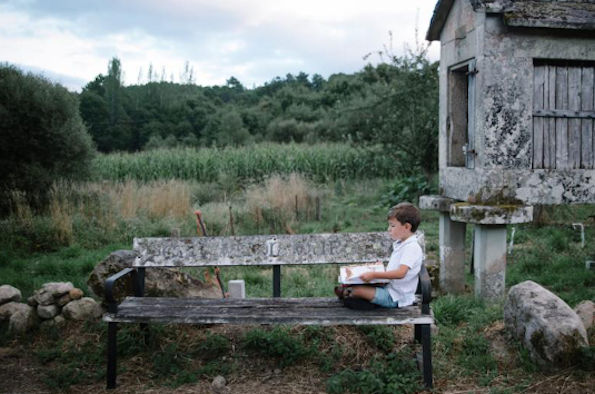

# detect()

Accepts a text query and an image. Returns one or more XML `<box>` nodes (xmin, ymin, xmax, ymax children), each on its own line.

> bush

<box><xmin>382</xmin><ymin>174</ymin><xmax>434</xmax><ymax>206</ymax></box>
<box><xmin>0</xmin><ymin>64</ymin><xmax>95</xmax><ymax>214</ymax></box>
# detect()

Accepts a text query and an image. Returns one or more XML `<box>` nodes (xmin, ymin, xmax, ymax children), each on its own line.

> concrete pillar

<box><xmin>473</xmin><ymin>224</ymin><xmax>507</xmax><ymax>299</ymax></box>
<box><xmin>228</xmin><ymin>280</ymin><xmax>245</xmax><ymax>299</ymax></box>
<box><xmin>450</xmin><ymin>203</ymin><xmax>533</xmax><ymax>300</ymax></box>
<box><xmin>420</xmin><ymin>195</ymin><xmax>466</xmax><ymax>294</ymax></box>
<box><xmin>439</xmin><ymin>213</ymin><xmax>466</xmax><ymax>294</ymax></box>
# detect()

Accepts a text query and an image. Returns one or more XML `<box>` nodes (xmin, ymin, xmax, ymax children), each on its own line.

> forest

<box><xmin>79</xmin><ymin>52</ymin><xmax>438</xmax><ymax>175</ymax></box>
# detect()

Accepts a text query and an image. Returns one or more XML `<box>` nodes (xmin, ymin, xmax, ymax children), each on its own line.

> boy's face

<box><xmin>387</xmin><ymin>218</ymin><xmax>413</xmax><ymax>241</ymax></box>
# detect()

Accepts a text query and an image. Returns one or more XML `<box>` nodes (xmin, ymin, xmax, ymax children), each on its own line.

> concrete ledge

<box><xmin>450</xmin><ymin>203</ymin><xmax>533</xmax><ymax>225</ymax></box>
<box><xmin>419</xmin><ymin>195</ymin><xmax>457</xmax><ymax>212</ymax></box>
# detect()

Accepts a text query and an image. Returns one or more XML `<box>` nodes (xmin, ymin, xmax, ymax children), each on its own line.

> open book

<box><xmin>338</xmin><ymin>262</ymin><xmax>389</xmax><ymax>285</ymax></box>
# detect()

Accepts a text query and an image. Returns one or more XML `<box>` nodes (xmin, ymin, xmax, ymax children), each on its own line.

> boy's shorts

<box><xmin>371</xmin><ymin>286</ymin><xmax>399</xmax><ymax>308</ymax></box>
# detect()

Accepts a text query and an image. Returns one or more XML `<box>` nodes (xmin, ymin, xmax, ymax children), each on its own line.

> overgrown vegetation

<box><xmin>0</xmin><ymin>64</ymin><xmax>95</xmax><ymax>214</ymax></box>
<box><xmin>1</xmin><ymin>177</ymin><xmax>593</xmax><ymax>392</ymax></box>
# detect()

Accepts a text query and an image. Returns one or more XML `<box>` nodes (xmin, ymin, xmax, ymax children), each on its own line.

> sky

<box><xmin>0</xmin><ymin>0</ymin><xmax>440</xmax><ymax>92</ymax></box>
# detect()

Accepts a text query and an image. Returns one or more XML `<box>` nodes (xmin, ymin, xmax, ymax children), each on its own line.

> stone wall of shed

<box><xmin>438</xmin><ymin>0</ymin><xmax>595</xmax><ymax>204</ymax></box>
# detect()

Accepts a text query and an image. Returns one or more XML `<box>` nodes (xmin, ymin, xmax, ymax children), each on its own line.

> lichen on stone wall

<box><xmin>483</xmin><ymin>83</ymin><xmax>532</xmax><ymax>168</ymax></box>
<box><xmin>469</xmin><ymin>186</ymin><xmax>524</xmax><ymax>205</ymax></box>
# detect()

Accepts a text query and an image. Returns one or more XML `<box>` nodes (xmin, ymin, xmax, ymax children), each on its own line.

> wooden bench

<box><xmin>103</xmin><ymin>232</ymin><xmax>434</xmax><ymax>389</ymax></box>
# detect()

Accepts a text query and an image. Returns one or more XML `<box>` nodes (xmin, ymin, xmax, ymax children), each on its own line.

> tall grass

<box><xmin>91</xmin><ymin>143</ymin><xmax>398</xmax><ymax>182</ymax></box>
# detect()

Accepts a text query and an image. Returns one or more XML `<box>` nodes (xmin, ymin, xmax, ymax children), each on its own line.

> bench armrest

<box><xmin>105</xmin><ymin>267</ymin><xmax>137</xmax><ymax>313</ymax></box>
<box><xmin>419</xmin><ymin>264</ymin><xmax>432</xmax><ymax>315</ymax></box>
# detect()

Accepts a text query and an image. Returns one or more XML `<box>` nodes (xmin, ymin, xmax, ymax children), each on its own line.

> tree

<box><xmin>0</xmin><ymin>64</ymin><xmax>95</xmax><ymax>212</ymax></box>
<box><xmin>80</xmin><ymin>58</ymin><xmax>133</xmax><ymax>152</ymax></box>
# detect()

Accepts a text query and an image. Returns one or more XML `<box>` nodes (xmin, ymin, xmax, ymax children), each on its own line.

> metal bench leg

<box><xmin>414</xmin><ymin>324</ymin><xmax>421</xmax><ymax>343</ymax></box>
<box><xmin>141</xmin><ymin>323</ymin><xmax>150</xmax><ymax>345</ymax></box>
<box><xmin>107</xmin><ymin>322</ymin><xmax>118</xmax><ymax>389</ymax></box>
<box><xmin>421</xmin><ymin>324</ymin><xmax>433</xmax><ymax>389</ymax></box>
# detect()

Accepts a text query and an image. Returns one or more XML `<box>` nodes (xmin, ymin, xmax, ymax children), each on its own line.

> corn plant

<box><xmin>91</xmin><ymin>143</ymin><xmax>397</xmax><ymax>182</ymax></box>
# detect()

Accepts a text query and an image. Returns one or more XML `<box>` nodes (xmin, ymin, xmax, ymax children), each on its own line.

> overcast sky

<box><xmin>1</xmin><ymin>0</ymin><xmax>439</xmax><ymax>92</ymax></box>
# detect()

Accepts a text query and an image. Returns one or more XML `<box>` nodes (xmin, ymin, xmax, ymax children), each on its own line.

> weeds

<box><xmin>241</xmin><ymin>327</ymin><xmax>313</xmax><ymax>367</ymax></box>
<box><xmin>357</xmin><ymin>325</ymin><xmax>395</xmax><ymax>353</ymax></box>
<box><xmin>326</xmin><ymin>352</ymin><xmax>421</xmax><ymax>394</ymax></box>
<box><xmin>193</xmin><ymin>332</ymin><xmax>231</xmax><ymax>360</ymax></box>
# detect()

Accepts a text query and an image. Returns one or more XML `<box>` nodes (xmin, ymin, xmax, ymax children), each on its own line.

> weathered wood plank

<box><xmin>581</xmin><ymin>67</ymin><xmax>594</xmax><ymax>169</ymax></box>
<box><xmin>114</xmin><ymin>296</ymin><xmax>423</xmax><ymax>308</ymax></box>
<box><xmin>533</xmin><ymin>109</ymin><xmax>595</xmax><ymax>119</ymax></box>
<box><xmin>555</xmin><ymin>66</ymin><xmax>569</xmax><ymax>169</ymax></box>
<box><xmin>103</xmin><ymin>297</ymin><xmax>434</xmax><ymax>325</ymax></box>
<box><xmin>133</xmin><ymin>232</ymin><xmax>395</xmax><ymax>267</ymax></box>
<box><xmin>533</xmin><ymin>66</ymin><xmax>545</xmax><ymax>168</ymax></box>
<box><xmin>568</xmin><ymin>67</ymin><xmax>582</xmax><ymax>169</ymax></box>
<box><xmin>546</xmin><ymin>65</ymin><xmax>557</xmax><ymax>169</ymax></box>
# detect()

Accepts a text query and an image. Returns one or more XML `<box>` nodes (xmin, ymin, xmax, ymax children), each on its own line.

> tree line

<box><xmin>0</xmin><ymin>49</ymin><xmax>437</xmax><ymax>214</ymax></box>
<box><xmin>79</xmin><ymin>51</ymin><xmax>438</xmax><ymax>174</ymax></box>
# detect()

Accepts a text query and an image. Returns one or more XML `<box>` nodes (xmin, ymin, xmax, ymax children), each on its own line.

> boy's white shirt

<box><xmin>385</xmin><ymin>234</ymin><xmax>423</xmax><ymax>307</ymax></box>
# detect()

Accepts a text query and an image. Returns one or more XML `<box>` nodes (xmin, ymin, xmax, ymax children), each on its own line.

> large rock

<box><xmin>33</xmin><ymin>282</ymin><xmax>74</xmax><ymax>306</ymax></box>
<box><xmin>504</xmin><ymin>281</ymin><xmax>588</xmax><ymax>369</ymax></box>
<box><xmin>0</xmin><ymin>285</ymin><xmax>21</xmax><ymax>305</ymax></box>
<box><xmin>8</xmin><ymin>305</ymin><xmax>37</xmax><ymax>333</ymax></box>
<box><xmin>62</xmin><ymin>297</ymin><xmax>102</xmax><ymax>321</ymax></box>
<box><xmin>87</xmin><ymin>250</ymin><xmax>222</xmax><ymax>304</ymax></box>
<box><xmin>574</xmin><ymin>300</ymin><xmax>594</xmax><ymax>331</ymax></box>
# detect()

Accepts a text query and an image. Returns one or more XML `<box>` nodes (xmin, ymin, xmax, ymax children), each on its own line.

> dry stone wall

<box><xmin>0</xmin><ymin>282</ymin><xmax>102</xmax><ymax>333</ymax></box>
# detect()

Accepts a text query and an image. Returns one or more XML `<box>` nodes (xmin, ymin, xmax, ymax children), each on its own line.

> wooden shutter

<box><xmin>533</xmin><ymin>60</ymin><xmax>595</xmax><ymax>169</ymax></box>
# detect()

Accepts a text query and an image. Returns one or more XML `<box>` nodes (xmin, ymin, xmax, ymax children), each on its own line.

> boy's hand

<box><xmin>360</xmin><ymin>271</ymin><xmax>376</xmax><ymax>282</ymax></box>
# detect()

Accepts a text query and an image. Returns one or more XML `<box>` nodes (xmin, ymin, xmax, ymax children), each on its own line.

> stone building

<box><xmin>421</xmin><ymin>0</ymin><xmax>595</xmax><ymax>298</ymax></box>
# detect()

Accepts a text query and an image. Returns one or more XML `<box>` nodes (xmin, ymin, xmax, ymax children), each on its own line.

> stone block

<box><xmin>33</xmin><ymin>282</ymin><xmax>74</xmax><ymax>306</ymax></box>
<box><xmin>69</xmin><ymin>288</ymin><xmax>84</xmax><ymax>300</ymax></box>
<box><xmin>450</xmin><ymin>203</ymin><xmax>533</xmax><ymax>224</ymax></box>
<box><xmin>37</xmin><ymin>304</ymin><xmax>59</xmax><ymax>320</ymax></box>
<box><xmin>62</xmin><ymin>297</ymin><xmax>103</xmax><ymax>321</ymax></box>
<box><xmin>8</xmin><ymin>305</ymin><xmax>37</xmax><ymax>333</ymax></box>
<box><xmin>57</xmin><ymin>294</ymin><xmax>72</xmax><ymax>307</ymax></box>
<box><xmin>228</xmin><ymin>280</ymin><xmax>246</xmax><ymax>299</ymax></box>
<box><xmin>0</xmin><ymin>285</ymin><xmax>21</xmax><ymax>305</ymax></box>
<box><xmin>0</xmin><ymin>302</ymin><xmax>30</xmax><ymax>321</ymax></box>
<box><xmin>419</xmin><ymin>195</ymin><xmax>456</xmax><ymax>212</ymax></box>
<box><xmin>439</xmin><ymin>214</ymin><xmax>466</xmax><ymax>294</ymax></box>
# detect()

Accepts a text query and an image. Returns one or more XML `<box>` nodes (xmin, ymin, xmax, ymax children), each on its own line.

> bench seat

<box><xmin>104</xmin><ymin>296</ymin><xmax>434</xmax><ymax>326</ymax></box>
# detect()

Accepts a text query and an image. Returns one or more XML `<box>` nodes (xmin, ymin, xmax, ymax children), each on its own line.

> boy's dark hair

<box><xmin>387</xmin><ymin>202</ymin><xmax>421</xmax><ymax>232</ymax></box>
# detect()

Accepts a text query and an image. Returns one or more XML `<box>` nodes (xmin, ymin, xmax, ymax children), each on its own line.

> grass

<box><xmin>1</xmin><ymin>176</ymin><xmax>594</xmax><ymax>392</ymax></box>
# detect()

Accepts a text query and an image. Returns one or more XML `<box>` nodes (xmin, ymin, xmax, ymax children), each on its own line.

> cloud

<box><xmin>0</xmin><ymin>0</ymin><xmax>439</xmax><ymax>91</ymax></box>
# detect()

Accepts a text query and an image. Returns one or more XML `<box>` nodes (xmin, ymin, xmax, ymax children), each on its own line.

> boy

<box><xmin>336</xmin><ymin>202</ymin><xmax>423</xmax><ymax>308</ymax></box>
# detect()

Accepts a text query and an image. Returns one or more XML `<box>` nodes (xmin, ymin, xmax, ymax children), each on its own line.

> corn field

<box><xmin>91</xmin><ymin>143</ymin><xmax>397</xmax><ymax>182</ymax></box>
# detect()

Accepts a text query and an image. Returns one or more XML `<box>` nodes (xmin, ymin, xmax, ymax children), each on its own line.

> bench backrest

<box><xmin>133</xmin><ymin>231</ymin><xmax>425</xmax><ymax>267</ymax></box>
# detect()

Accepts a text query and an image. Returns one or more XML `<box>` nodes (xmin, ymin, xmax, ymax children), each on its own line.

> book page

<box><xmin>338</xmin><ymin>262</ymin><xmax>388</xmax><ymax>285</ymax></box>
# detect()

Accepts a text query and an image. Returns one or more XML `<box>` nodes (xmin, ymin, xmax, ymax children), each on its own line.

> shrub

<box><xmin>382</xmin><ymin>174</ymin><xmax>434</xmax><ymax>206</ymax></box>
<box><xmin>0</xmin><ymin>64</ymin><xmax>95</xmax><ymax>214</ymax></box>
